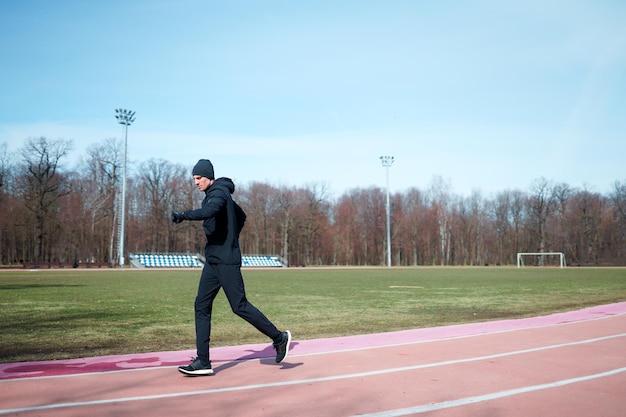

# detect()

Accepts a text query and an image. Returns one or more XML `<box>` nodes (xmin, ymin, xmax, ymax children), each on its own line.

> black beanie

<box><xmin>192</xmin><ymin>159</ymin><xmax>214</xmax><ymax>179</ymax></box>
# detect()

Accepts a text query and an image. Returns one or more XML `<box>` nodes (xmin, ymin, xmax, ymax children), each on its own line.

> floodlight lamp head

<box><xmin>114</xmin><ymin>108</ymin><xmax>136</xmax><ymax>126</ymax></box>
<box><xmin>379</xmin><ymin>155</ymin><xmax>394</xmax><ymax>167</ymax></box>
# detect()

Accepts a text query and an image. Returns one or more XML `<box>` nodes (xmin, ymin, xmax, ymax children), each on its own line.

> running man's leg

<box><xmin>218</xmin><ymin>263</ymin><xmax>282</xmax><ymax>340</ymax></box>
<box><xmin>194</xmin><ymin>263</ymin><xmax>221</xmax><ymax>363</ymax></box>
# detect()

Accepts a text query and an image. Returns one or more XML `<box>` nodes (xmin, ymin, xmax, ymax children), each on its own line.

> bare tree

<box><xmin>0</xmin><ymin>142</ymin><xmax>9</xmax><ymax>203</ymax></box>
<box><xmin>332</xmin><ymin>192</ymin><xmax>359</xmax><ymax>265</ymax></box>
<box><xmin>299</xmin><ymin>183</ymin><xmax>329</xmax><ymax>265</ymax></box>
<box><xmin>335</xmin><ymin>187</ymin><xmax>386</xmax><ymax>265</ymax></box>
<box><xmin>84</xmin><ymin>138</ymin><xmax>123</xmax><ymax>262</ymax></box>
<box><xmin>610</xmin><ymin>181</ymin><xmax>626</xmax><ymax>261</ymax></box>
<box><xmin>137</xmin><ymin>158</ymin><xmax>187</xmax><ymax>252</ymax></box>
<box><xmin>456</xmin><ymin>190</ymin><xmax>487</xmax><ymax>265</ymax></box>
<box><xmin>168</xmin><ymin>166</ymin><xmax>200</xmax><ymax>254</ymax></box>
<box><xmin>569</xmin><ymin>187</ymin><xmax>605</xmax><ymax>264</ymax></box>
<box><xmin>396</xmin><ymin>188</ymin><xmax>425</xmax><ymax>265</ymax></box>
<box><xmin>427</xmin><ymin>176</ymin><xmax>454</xmax><ymax>265</ymax></box>
<box><xmin>276</xmin><ymin>186</ymin><xmax>297</xmax><ymax>266</ymax></box>
<box><xmin>551</xmin><ymin>182</ymin><xmax>572</xmax><ymax>255</ymax></box>
<box><xmin>16</xmin><ymin>137</ymin><xmax>73</xmax><ymax>262</ymax></box>
<box><xmin>527</xmin><ymin>177</ymin><xmax>557</xmax><ymax>261</ymax></box>
<box><xmin>490</xmin><ymin>190</ymin><xmax>512</xmax><ymax>265</ymax></box>
<box><xmin>0</xmin><ymin>142</ymin><xmax>14</xmax><ymax>264</ymax></box>
<box><xmin>238</xmin><ymin>182</ymin><xmax>280</xmax><ymax>256</ymax></box>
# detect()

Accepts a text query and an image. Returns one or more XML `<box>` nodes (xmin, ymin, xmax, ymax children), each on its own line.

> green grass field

<box><xmin>1</xmin><ymin>266</ymin><xmax>625</xmax><ymax>363</ymax></box>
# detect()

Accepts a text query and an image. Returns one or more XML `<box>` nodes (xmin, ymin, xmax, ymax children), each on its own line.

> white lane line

<box><xmin>354</xmin><ymin>366</ymin><xmax>626</xmax><ymax>417</ymax></box>
<box><xmin>0</xmin><ymin>333</ymin><xmax>624</xmax><ymax>415</ymax></box>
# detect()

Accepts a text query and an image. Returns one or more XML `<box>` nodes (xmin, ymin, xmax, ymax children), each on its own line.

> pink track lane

<box><xmin>1</xmin><ymin>302</ymin><xmax>624</xmax><ymax>380</ymax></box>
<box><xmin>0</xmin><ymin>302</ymin><xmax>624</xmax><ymax>417</ymax></box>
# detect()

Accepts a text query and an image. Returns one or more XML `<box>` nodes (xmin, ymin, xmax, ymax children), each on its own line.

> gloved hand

<box><xmin>171</xmin><ymin>211</ymin><xmax>185</xmax><ymax>224</ymax></box>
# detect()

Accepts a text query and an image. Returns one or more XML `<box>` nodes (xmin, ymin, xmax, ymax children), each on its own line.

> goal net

<box><xmin>517</xmin><ymin>252</ymin><xmax>566</xmax><ymax>268</ymax></box>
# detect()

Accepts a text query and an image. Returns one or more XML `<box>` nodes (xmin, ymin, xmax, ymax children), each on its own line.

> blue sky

<box><xmin>1</xmin><ymin>0</ymin><xmax>625</xmax><ymax>198</ymax></box>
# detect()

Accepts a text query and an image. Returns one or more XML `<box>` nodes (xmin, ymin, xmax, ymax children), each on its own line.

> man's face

<box><xmin>193</xmin><ymin>175</ymin><xmax>213</xmax><ymax>192</ymax></box>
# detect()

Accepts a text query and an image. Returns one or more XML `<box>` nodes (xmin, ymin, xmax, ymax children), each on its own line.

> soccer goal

<box><xmin>517</xmin><ymin>252</ymin><xmax>566</xmax><ymax>268</ymax></box>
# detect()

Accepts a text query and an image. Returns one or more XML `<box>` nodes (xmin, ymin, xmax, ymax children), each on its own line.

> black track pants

<box><xmin>194</xmin><ymin>263</ymin><xmax>281</xmax><ymax>362</ymax></box>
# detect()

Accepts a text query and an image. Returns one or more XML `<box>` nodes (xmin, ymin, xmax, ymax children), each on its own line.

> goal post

<box><xmin>517</xmin><ymin>252</ymin><xmax>566</xmax><ymax>268</ymax></box>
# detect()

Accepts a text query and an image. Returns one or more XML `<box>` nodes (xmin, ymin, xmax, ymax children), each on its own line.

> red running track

<box><xmin>1</xmin><ymin>302</ymin><xmax>625</xmax><ymax>416</ymax></box>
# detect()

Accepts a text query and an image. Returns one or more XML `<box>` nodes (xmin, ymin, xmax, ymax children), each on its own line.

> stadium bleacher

<box><xmin>130</xmin><ymin>253</ymin><xmax>285</xmax><ymax>268</ymax></box>
<box><xmin>131</xmin><ymin>253</ymin><xmax>202</xmax><ymax>268</ymax></box>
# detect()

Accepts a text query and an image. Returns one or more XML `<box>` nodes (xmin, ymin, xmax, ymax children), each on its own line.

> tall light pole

<box><xmin>115</xmin><ymin>108</ymin><xmax>136</xmax><ymax>268</ymax></box>
<box><xmin>380</xmin><ymin>156</ymin><xmax>394</xmax><ymax>267</ymax></box>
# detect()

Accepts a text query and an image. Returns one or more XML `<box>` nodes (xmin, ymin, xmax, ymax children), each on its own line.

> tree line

<box><xmin>1</xmin><ymin>137</ymin><xmax>625</xmax><ymax>267</ymax></box>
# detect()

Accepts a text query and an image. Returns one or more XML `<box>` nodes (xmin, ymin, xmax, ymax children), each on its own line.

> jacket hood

<box><xmin>210</xmin><ymin>177</ymin><xmax>235</xmax><ymax>195</ymax></box>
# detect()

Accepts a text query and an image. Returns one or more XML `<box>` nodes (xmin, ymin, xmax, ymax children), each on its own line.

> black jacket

<box><xmin>182</xmin><ymin>177</ymin><xmax>245</xmax><ymax>265</ymax></box>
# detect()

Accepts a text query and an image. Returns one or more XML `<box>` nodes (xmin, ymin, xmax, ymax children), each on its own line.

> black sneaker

<box><xmin>178</xmin><ymin>358</ymin><xmax>214</xmax><ymax>376</ymax></box>
<box><xmin>273</xmin><ymin>330</ymin><xmax>292</xmax><ymax>363</ymax></box>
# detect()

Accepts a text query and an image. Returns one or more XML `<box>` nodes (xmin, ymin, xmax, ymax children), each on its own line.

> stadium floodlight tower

<box><xmin>115</xmin><ymin>108</ymin><xmax>136</xmax><ymax>268</ymax></box>
<box><xmin>380</xmin><ymin>156</ymin><xmax>394</xmax><ymax>267</ymax></box>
